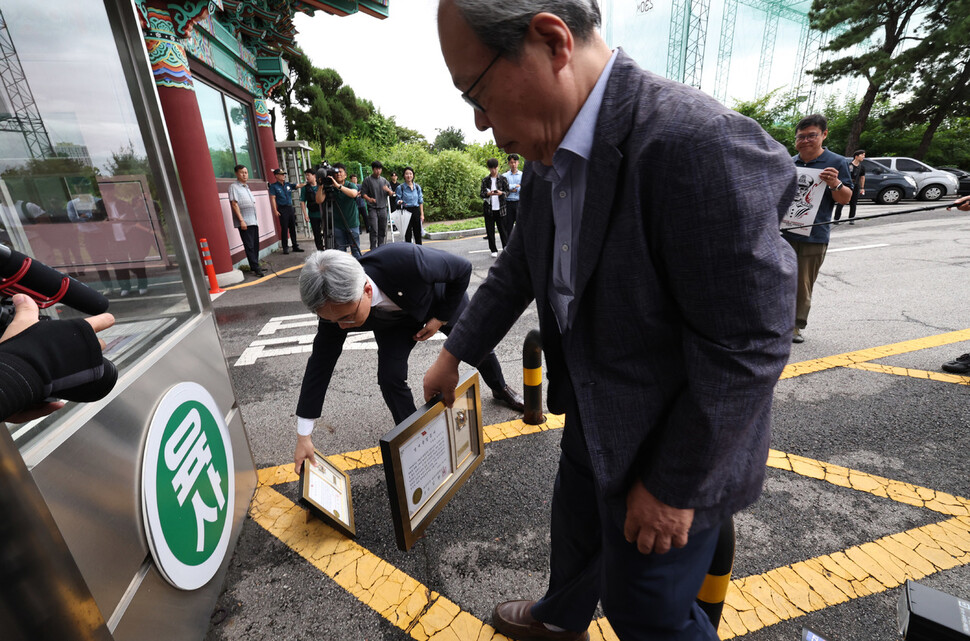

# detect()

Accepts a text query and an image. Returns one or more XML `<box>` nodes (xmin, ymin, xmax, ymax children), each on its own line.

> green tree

<box><xmin>809</xmin><ymin>0</ymin><xmax>932</xmax><ymax>154</ymax></box>
<box><xmin>731</xmin><ymin>89</ymin><xmax>800</xmax><ymax>154</ymax></box>
<box><xmin>881</xmin><ymin>0</ymin><xmax>970</xmax><ymax>159</ymax></box>
<box><xmin>283</xmin><ymin>51</ymin><xmax>372</xmax><ymax>157</ymax></box>
<box><xmin>464</xmin><ymin>141</ymin><xmax>509</xmax><ymax>168</ymax></box>
<box><xmin>433</xmin><ymin>126</ymin><xmax>466</xmax><ymax>151</ymax></box>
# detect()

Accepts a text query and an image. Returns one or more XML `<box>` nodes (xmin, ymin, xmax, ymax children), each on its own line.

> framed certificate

<box><xmin>299</xmin><ymin>450</ymin><xmax>356</xmax><ymax>538</ymax></box>
<box><xmin>380</xmin><ymin>371</ymin><xmax>484</xmax><ymax>551</ymax></box>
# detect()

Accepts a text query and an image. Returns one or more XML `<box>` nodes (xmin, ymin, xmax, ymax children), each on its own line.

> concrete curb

<box><xmin>425</xmin><ymin>227</ymin><xmax>486</xmax><ymax>241</ymax></box>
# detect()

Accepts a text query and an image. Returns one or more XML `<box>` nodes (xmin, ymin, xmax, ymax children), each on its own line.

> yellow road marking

<box><xmin>718</xmin><ymin>517</ymin><xmax>970</xmax><ymax>638</ymax></box>
<box><xmin>248</xmin><ymin>328</ymin><xmax>970</xmax><ymax>638</ymax></box>
<box><xmin>223</xmin><ymin>263</ymin><xmax>303</xmax><ymax>290</ymax></box>
<box><xmin>766</xmin><ymin>450</ymin><xmax>970</xmax><ymax>516</ymax></box>
<box><xmin>844</xmin><ymin>362</ymin><xmax>970</xmax><ymax>386</ymax></box>
<box><xmin>780</xmin><ymin>328</ymin><xmax>970</xmax><ymax>379</ymax></box>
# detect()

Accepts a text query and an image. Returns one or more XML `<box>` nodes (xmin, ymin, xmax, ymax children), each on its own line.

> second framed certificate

<box><xmin>299</xmin><ymin>450</ymin><xmax>356</xmax><ymax>538</ymax></box>
<box><xmin>380</xmin><ymin>371</ymin><xmax>484</xmax><ymax>551</ymax></box>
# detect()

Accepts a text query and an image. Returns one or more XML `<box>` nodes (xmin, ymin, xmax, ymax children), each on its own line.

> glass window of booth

<box><xmin>195</xmin><ymin>80</ymin><xmax>260</xmax><ymax>179</ymax></box>
<box><xmin>0</xmin><ymin>0</ymin><xmax>199</xmax><ymax>448</ymax></box>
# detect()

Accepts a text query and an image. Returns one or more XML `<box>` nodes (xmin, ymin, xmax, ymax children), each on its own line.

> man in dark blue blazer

<box><xmin>292</xmin><ymin>244</ymin><xmax>523</xmax><ymax>473</ymax></box>
<box><xmin>427</xmin><ymin>2</ymin><xmax>798</xmax><ymax>640</ymax></box>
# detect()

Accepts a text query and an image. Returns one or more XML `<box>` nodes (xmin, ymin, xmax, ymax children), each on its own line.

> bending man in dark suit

<box><xmin>293</xmin><ymin>244</ymin><xmax>524</xmax><ymax>472</ymax></box>
<box><xmin>425</xmin><ymin>2</ymin><xmax>798</xmax><ymax>640</ymax></box>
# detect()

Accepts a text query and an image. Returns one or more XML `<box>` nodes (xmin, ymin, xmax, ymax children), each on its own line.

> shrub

<box><xmin>422</xmin><ymin>149</ymin><xmax>482</xmax><ymax>221</ymax></box>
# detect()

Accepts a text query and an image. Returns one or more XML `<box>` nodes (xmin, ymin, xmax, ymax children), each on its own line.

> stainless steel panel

<box><xmin>111</xmin><ymin>409</ymin><xmax>253</xmax><ymax>641</ymax></box>
<box><xmin>29</xmin><ymin>314</ymin><xmax>256</xmax><ymax>625</ymax></box>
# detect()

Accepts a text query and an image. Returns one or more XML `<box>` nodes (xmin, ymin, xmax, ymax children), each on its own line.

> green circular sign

<box><xmin>143</xmin><ymin>383</ymin><xmax>235</xmax><ymax>590</ymax></box>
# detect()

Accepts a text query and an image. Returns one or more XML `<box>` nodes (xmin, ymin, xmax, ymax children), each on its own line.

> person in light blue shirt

<box><xmin>395</xmin><ymin>167</ymin><xmax>424</xmax><ymax>244</ymax></box>
<box><xmin>501</xmin><ymin>153</ymin><xmax>522</xmax><ymax>239</ymax></box>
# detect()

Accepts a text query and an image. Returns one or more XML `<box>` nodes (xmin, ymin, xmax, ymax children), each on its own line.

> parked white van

<box><xmin>869</xmin><ymin>157</ymin><xmax>959</xmax><ymax>201</ymax></box>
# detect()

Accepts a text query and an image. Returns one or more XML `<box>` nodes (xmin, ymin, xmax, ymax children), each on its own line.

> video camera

<box><xmin>316</xmin><ymin>161</ymin><xmax>340</xmax><ymax>194</ymax></box>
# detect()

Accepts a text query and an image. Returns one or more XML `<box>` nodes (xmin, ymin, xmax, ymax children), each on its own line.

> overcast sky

<box><xmin>288</xmin><ymin>0</ymin><xmax>493</xmax><ymax>146</ymax></box>
<box><xmin>284</xmin><ymin>1</ymin><xmax>862</xmax><ymax>149</ymax></box>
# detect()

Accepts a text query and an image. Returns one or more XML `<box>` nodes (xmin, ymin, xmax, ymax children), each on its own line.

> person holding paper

<box><xmin>782</xmin><ymin>114</ymin><xmax>853</xmax><ymax>344</ymax></box>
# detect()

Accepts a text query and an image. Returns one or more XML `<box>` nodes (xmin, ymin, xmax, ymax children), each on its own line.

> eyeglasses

<box><xmin>461</xmin><ymin>51</ymin><xmax>502</xmax><ymax>112</ymax></box>
<box><xmin>795</xmin><ymin>132</ymin><xmax>821</xmax><ymax>142</ymax></box>
<box><xmin>322</xmin><ymin>296</ymin><xmax>364</xmax><ymax>325</ymax></box>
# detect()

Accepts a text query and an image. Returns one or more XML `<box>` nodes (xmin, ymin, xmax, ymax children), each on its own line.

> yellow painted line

<box><xmin>246</xmin><ymin>328</ymin><xmax>970</xmax><ymax>639</ymax></box>
<box><xmin>780</xmin><ymin>328</ymin><xmax>970</xmax><ymax>379</ymax></box>
<box><xmin>223</xmin><ymin>263</ymin><xmax>303</xmax><ymax>290</ymax></box>
<box><xmin>766</xmin><ymin>450</ymin><xmax>970</xmax><ymax>516</ymax></box>
<box><xmin>254</xmin><ymin>416</ymin><xmax>570</xmax><ymax>485</ymax></box>
<box><xmin>253</xmin><ymin>444</ymin><xmax>970</xmax><ymax>640</ymax></box>
<box><xmin>251</xmin><ymin>468</ymin><xmax>970</xmax><ymax>641</ymax></box>
<box><xmin>844</xmin><ymin>362</ymin><xmax>970</xmax><ymax>386</ymax></box>
<box><xmin>717</xmin><ymin>516</ymin><xmax>970</xmax><ymax>638</ymax></box>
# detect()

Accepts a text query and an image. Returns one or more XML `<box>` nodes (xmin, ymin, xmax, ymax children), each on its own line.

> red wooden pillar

<box><xmin>141</xmin><ymin>5</ymin><xmax>234</xmax><ymax>276</ymax></box>
<box><xmin>254</xmin><ymin>98</ymin><xmax>282</xmax><ymax>241</ymax></box>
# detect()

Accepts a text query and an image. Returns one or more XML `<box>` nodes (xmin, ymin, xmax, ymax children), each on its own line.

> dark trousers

<box><xmin>404</xmin><ymin>205</ymin><xmax>422</xmax><ymax>245</ymax></box>
<box><xmin>503</xmin><ymin>200</ymin><xmax>519</xmax><ymax>239</ymax></box>
<box><xmin>238</xmin><ymin>225</ymin><xmax>259</xmax><ymax>270</ymax></box>
<box><xmin>309</xmin><ymin>217</ymin><xmax>324</xmax><ymax>250</ymax></box>
<box><xmin>278</xmin><ymin>205</ymin><xmax>300</xmax><ymax>250</ymax></box>
<box><xmin>833</xmin><ymin>189</ymin><xmax>860</xmax><ymax>221</ymax></box>
<box><xmin>367</xmin><ymin>207</ymin><xmax>388</xmax><ymax>249</ymax></box>
<box><xmin>484</xmin><ymin>208</ymin><xmax>508</xmax><ymax>253</ymax></box>
<box><xmin>370</xmin><ymin>315</ymin><xmax>506</xmax><ymax>425</ymax></box>
<box><xmin>530</xmin><ymin>403</ymin><xmax>720</xmax><ymax>640</ymax></box>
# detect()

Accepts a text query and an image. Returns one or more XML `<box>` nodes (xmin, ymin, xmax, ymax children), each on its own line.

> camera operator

<box><xmin>315</xmin><ymin>163</ymin><xmax>363</xmax><ymax>259</ymax></box>
<box><xmin>0</xmin><ymin>294</ymin><xmax>114</xmax><ymax>422</ymax></box>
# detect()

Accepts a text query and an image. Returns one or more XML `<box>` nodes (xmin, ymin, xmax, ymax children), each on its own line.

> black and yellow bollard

<box><xmin>522</xmin><ymin>329</ymin><xmax>544</xmax><ymax>425</ymax></box>
<box><xmin>696</xmin><ymin>517</ymin><xmax>735</xmax><ymax>630</ymax></box>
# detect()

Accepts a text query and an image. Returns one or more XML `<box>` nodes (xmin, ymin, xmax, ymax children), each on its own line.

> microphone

<box><xmin>0</xmin><ymin>245</ymin><xmax>108</xmax><ymax>315</ymax></box>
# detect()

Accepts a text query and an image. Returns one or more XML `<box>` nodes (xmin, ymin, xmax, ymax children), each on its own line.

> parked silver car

<box><xmin>869</xmin><ymin>157</ymin><xmax>959</xmax><ymax>201</ymax></box>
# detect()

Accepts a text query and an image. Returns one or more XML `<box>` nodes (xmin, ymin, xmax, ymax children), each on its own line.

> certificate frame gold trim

<box><xmin>379</xmin><ymin>371</ymin><xmax>484</xmax><ymax>551</ymax></box>
<box><xmin>299</xmin><ymin>449</ymin><xmax>356</xmax><ymax>538</ymax></box>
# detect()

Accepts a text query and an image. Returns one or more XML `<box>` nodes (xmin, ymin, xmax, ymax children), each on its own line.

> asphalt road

<box><xmin>205</xmin><ymin>198</ymin><xmax>970</xmax><ymax>641</ymax></box>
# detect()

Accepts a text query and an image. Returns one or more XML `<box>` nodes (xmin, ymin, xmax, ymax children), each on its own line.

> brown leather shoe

<box><xmin>492</xmin><ymin>385</ymin><xmax>525</xmax><ymax>412</ymax></box>
<box><xmin>491</xmin><ymin>600</ymin><xmax>589</xmax><ymax>641</ymax></box>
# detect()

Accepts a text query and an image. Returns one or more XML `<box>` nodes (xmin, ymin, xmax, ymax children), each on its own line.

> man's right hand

<box><xmin>423</xmin><ymin>348</ymin><xmax>460</xmax><ymax>408</ymax></box>
<box><xmin>294</xmin><ymin>434</ymin><xmax>315</xmax><ymax>474</ymax></box>
<box><xmin>948</xmin><ymin>195</ymin><xmax>970</xmax><ymax>211</ymax></box>
<box><xmin>240</xmin><ymin>221</ymin><xmax>247</xmax><ymax>230</ymax></box>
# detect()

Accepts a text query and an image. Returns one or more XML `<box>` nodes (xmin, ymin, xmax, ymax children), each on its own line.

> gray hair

<box><xmin>450</xmin><ymin>0</ymin><xmax>601</xmax><ymax>58</ymax></box>
<box><xmin>299</xmin><ymin>250</ymin><xmax>366</xmax><ymax>311</ymax></box>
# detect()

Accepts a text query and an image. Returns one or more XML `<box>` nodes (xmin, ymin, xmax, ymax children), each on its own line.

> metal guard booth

<box><xmin>0</xmin><ymin>0</ymin><xmax>385</xmax><ymax>639</ymax></box>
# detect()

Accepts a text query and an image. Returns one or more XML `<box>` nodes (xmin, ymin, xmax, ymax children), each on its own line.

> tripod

<box><xmin>317</xmin><ymin>192</ymin><xmax>362</xmax><ymax>257</ymax></box>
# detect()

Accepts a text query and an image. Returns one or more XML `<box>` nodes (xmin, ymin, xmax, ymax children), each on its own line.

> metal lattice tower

<box><xmin>714</xmin><ymin>0</ymin><xmax>738</xmax><ymax>102</ymax></box>
<box><xmin>713</xmin><ymin>0</ymin><xmax>814</xmax><ymax>102</ymax></box>
<box><xmin>0</xmin><ymin>8</ymin><xmax>54</xmax><ymax>160</ymax></box>
<box><xmin>756</xmin><ymin>6</ymin><xmax>781</xmax><ymax>96</ymax></box>
<box><xmin>666</xmin><ymin>0</ymin><xmax>711</xmax><ymax>89</ymax></box>
<box><xmin>790</xmin><ymin>22</ymin><xmax>827</xmax><ymax>111</ymax></box>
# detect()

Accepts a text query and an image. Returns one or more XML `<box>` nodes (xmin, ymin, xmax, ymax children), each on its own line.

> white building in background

<box><xmin>54</xmin><ymin>141</ymin><xmax>92</xmax><ymax>166</ymax></box>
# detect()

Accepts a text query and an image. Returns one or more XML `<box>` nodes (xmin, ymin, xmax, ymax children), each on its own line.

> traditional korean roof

<box><xmin>147</xmin><ymin>1</ymin><xmax>387</xmax><ymax>96</ymax></box>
